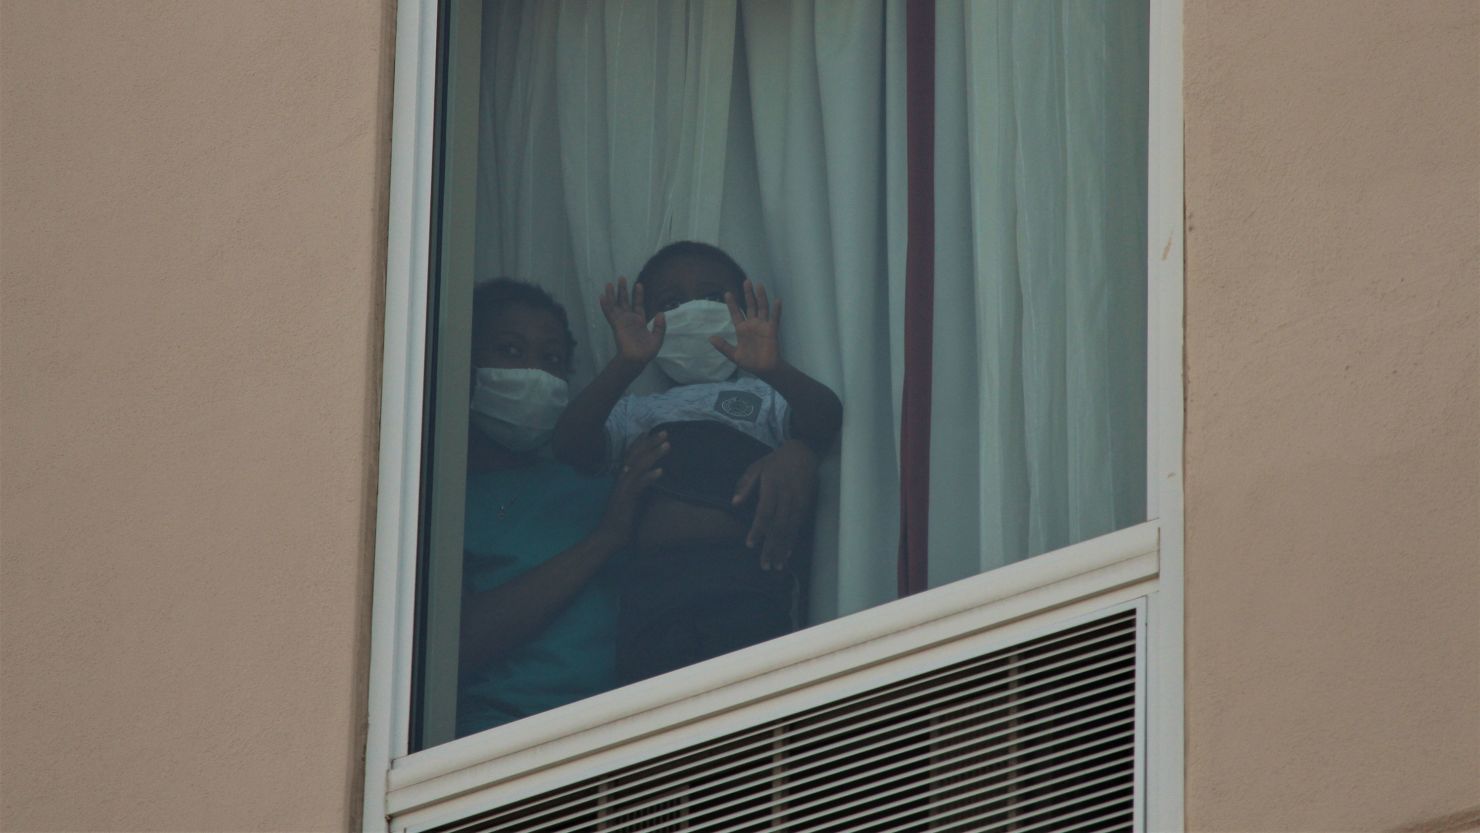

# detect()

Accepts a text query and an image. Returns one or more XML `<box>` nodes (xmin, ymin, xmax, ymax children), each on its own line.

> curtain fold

<box><xmin>475</xmin><ymin>0</ymin><xmax>1146</xmax><ymax>621</ymax></box>
<box><xmin>927</xmin><ymin>0</ymin><xmax>1148</xmax><ymax>586</ymax></box>
<box><xmin>897</xmin><ymin>0</ymin><xmax>936</xmax><ymax>598</ymax></box>
<box><xmin>735</xmin><ymin>0</ymin><xmax>907</xmax><ymax>618</ymax></box>
<box><xmin>478</xmin><ymin>0</ymin><xmax>737</xmax><ymax>386</ymax></box>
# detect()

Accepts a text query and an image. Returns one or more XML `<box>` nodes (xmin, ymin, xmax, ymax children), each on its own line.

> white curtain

<box><xmin>474</xmin><ymin>0</ymin><xmax>1147</xmax><ymax>621</ymax></box>
<box><xmin>729</xmin><ymin>0</ymin><xmax>908</xmax><ymax>619</ymax></box>
<box><xmin>476</xmin><ymin>0</ymin><xmax>738</xmax><ymax>388</ymax></box>
<box><xmin>927</xmin><ymin>0</ymin><xmax>1148</xmax><ymax>585</ymax></box>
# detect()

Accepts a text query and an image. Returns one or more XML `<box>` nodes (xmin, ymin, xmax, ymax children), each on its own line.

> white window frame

<box><xmin>362</xmin><ymin>0</ymin><xmax>1184</xmax><ymax>829</ymax></box>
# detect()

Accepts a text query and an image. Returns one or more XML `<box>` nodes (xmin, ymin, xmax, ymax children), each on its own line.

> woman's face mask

<box><xmin>469</xmin><ymin>367</ymin><xmax>569</xmax><ymax>451</ymax></box>
<box><xmin>653</xmin><ymin>300</ymin><xmax>737</xmax><ymax>384</ymax></box>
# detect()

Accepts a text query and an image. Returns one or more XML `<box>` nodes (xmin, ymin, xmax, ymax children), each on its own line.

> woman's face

<box><xmin>473</xmin><ymin>303</ymin><xmax>571</xmax><ymax>380</ymax></box>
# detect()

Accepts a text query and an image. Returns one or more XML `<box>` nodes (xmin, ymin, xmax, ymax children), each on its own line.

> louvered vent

<box><xmin>432</xmin><ymin>609</ymin><xmax>1139</xmax><ymax>833</ymax></box>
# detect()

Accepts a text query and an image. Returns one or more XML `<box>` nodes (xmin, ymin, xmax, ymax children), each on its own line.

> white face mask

<box><xmin>653</xmin><ymin>300</ymin><xmax>737</xmax><ymax>384</ymax></box>
<box><xmin>469</xmin><ymin>367</ymin><xmax>569</xmax><ymax>451</ymax></box>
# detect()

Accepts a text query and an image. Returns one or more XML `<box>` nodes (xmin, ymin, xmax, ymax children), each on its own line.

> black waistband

<box><xmin>647</xmin><ymin>420</ymin><xmax>772</xmax><ymax>520</ymax></box>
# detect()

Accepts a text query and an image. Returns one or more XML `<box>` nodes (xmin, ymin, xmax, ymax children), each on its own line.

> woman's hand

<box><xmin>731</xmin><ymin>438</ymin><xmax>819</xmax><ymax>571</ymax></box>
<box><xmin>461</xmin><ymin>432</ymin><xmax>667</xmax><ymax>673</ymax></box>
<box><xmin>600</xmin><ymin>277</ymin><xmax>665</xmax><ymax>366</ymax></box>
<box><xmin>597</xmin><ymin>430</ymin><xmax>669</xmax><ymax>543</ymax></box>
<box><xmin>711</xmin><ymin>280</ymin><xmax>781</xmax><ymax>375</ymax></box>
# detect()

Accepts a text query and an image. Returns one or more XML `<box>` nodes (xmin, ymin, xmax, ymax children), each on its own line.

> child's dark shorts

<box><xmin>616</xmin><ymin>539</ymin><xmax>797</xmax><ymax>685</ymax></box>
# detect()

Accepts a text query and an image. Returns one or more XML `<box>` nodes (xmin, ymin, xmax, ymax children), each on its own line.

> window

<box><xmin>364</xmin><ymin>1</ymin><xmax>1182</xmax><ymax>830</ymax></box>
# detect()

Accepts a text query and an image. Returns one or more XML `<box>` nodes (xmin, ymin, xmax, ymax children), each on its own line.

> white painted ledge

<box><xmin>387</xmin><ymin>520</ymin><xmax>1160</xmax><ymax>822</ymax></box>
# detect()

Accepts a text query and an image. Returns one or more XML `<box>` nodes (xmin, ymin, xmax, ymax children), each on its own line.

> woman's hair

<box><xmin>471</xmin><ymin>278</ymin><xmax>577</xmax><ymax>356</ymax></box>
<box><xmin>635</xmin><ymin>241</ymin><xmax>747</xmax><ymax>295</ymax></box>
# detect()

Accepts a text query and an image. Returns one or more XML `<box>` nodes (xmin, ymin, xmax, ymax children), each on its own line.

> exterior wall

<box><xmin>1184</xmin><ymin>2</ymin><xmax>1479</xmax><ymax>832</ymax></box>
<box><xmin>5</xmin><ymin>1</ymin><xmax>1479</xmax><ymax>832</ymax></box>
<box><xmin>0</xmin><ymin>2</ymin><xmax>393</xmax><ymax>831</ymax></box>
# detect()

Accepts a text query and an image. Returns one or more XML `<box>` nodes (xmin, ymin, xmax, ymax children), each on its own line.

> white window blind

<box><xmin>419</xmin><ymin>608</ymin><xmax>1138</xmax><ymax>833</ymax></box>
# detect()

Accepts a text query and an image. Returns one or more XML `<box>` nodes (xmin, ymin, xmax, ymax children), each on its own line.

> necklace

<box><xmin>496</xmin><ymin>492</ymin><xmax>523</xmax><ymax>520</ymax></box>
<box><xmin>484</xmin><ymin>460</ymin><xmax>538</xmax><ymax>520</ymax></box>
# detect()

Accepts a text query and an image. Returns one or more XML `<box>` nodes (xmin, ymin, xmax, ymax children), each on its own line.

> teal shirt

<box><xmin>457</xmin><ymin>459</ymin><xmax>617</xmax><ymax>737</ymax></box>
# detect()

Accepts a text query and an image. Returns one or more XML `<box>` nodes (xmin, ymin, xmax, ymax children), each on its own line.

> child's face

<box><xmin>642</xmin><ymin>256</ymin><xmax>743</xmax><ymax>320</ymax></box>
<box><xmin>474</xmin><ymin>303</ymin><xmax>571</xmax><ymax>379</ymax></box>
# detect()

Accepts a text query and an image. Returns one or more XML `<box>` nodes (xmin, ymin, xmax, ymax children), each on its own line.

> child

<box><xmin>553</xmin><ymin>241</ymin><xmax>842</xmax><ymax>683</ymax></box>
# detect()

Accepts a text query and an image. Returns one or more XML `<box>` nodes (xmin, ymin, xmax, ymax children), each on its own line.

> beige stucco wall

<box><xmin>1184</xmin><ymin>2</ymin><xmax>1479</xmax><ymax>831</ymax></box>
<box><xmin>0</xmin><ymin>1</ymin><xmax>393</xmax><ymax>831</ymax></box>
<box><xmin>4</xmin><ymin>0</ymin><xmax>1478</xmax><ymax>832</ymax></box>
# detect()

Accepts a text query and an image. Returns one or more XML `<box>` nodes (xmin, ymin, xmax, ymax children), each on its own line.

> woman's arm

<box><xmin>756</xmin><ymin>360</ymin><xmax>843</xmax><ymax>449</ymax></box>
<box><xmin>552</xmin><ymin>355</ymin><xmax>644</xmax><ymax>473</ymax></box>
<box><xmin>460</xmin><ymin>432</ymin><xmax>668</xmax><ymax>672</ymax></box>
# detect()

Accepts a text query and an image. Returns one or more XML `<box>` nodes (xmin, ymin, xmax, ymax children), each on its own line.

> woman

<box><xmin>457</xmin><ymin>279</ymin><xmax>820</xmax><ymax>737</ymax></box>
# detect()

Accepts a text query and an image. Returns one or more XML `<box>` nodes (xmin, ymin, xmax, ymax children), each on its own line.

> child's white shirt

<box><xmin>604</xmin><ymin>375</ymin><xmax>791</xmax><ymax>467</ymax></box>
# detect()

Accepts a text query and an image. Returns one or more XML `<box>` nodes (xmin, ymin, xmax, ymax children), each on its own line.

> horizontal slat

<box><xmin>610</xmin><ymin>714</ymin><xmax>1134</xmax><ymax>833</ymax></box>
<box><xmin>459</xmin><ymin>624</ymin><xmax>1134</xmax><ymax>833</ymax></box>
<box><xmin>858</xmin><ymin>757</ymin><xmax>1130</xmax><ymax>833</ymax></box>
<box><xmin>444</xmin><ymin>708</ymin><xmax>1134</xmax><ymax>833</ymax></box>
<box><xmin>924</xmin><ymin>777</ymin><xmax>1133</xmax><ymax>833</ymax></box>
<box><xmin>587</xmin><ymin>673</ymin><xmax>1132</xmax><ymax>827</ymax></box>
<box><xmin>447</xmin><ymin>677</ymin><xmax>1135</xmax><ymax>833</ymax></box>
<box><xmin>515</xmin><ymin>614</ymin><xmax>1134</xmax><ymax>808</ymax></box>
<box><xmin>426</xmin><ymin>609</ymin><xmax>1139</xmax><ymax>833</ymax></box>
<box><xmin>1052</xmin><ymin>803</ymin><xmax>1137</xmax><ymax>833</ymax></box>
<box><xmin>465</xmin><ymin>668</ymin><xmax>1133</xmax><ymax>833</ymax></box>
<box><xmin>681</xmin><ymin>734</ymin><xmax>1134</xmax><ymax>833</ymax></box>
<box><xmin>389</xmin><ymin>530</ymin><xmax>1157</xmax><ymax>806</ymax></box>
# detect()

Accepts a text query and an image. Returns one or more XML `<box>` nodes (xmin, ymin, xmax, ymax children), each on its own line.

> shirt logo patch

<box><xmin>714</xmin><ymin>390</ymin><xmax>762</xmax><ymax>422</ymax></box>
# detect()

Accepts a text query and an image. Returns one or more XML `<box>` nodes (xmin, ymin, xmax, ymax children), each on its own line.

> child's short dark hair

<box><xmin>471</xmin><ymin>278</ymin><xmax>576</xmax><ymax>355</ymax></box>
<box><xmin>636</xmin><ymin>241</ymin><xmax>747</xmax><ymax>295</ymax></box>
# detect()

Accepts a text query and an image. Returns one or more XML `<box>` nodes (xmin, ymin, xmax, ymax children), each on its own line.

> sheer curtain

<box><xmin>476</xmin><ymin>0</ymin><xmax>739</xmax><ymax>386</ymax></box>
<box><xmin>730</xmin><ymin>0</ymin><xmax>908</xmax><ymax>619</ymax></box>
<box><xmin>475</xmin><ymin>0</ymin><xmax>1146</xmax><ymax>621</ymax></box>
<box><xmin>928</xmin><ymin>0</ymin><xmax>1148</xmax><ymax>586</ymax></box>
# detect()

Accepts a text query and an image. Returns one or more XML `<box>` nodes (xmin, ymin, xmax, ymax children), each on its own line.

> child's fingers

<box><xmin>709</xmin><ymin>335</ymin><xmax>737</xmax><ymax>360</ymax></box>
<box><xmin>616</xmin><ymin>276</ymin><xmax>629</xmax><ymax>309</ymax></box>
<box><xmin>753</xmin><ymin>282</ymin><xmax>770</xmax><ymax>321</ymax></box>
<box><xmin>633</xmin><ymin>282</ymin><xmax>646</xmax><ymax>319</ymax></box>
<box><xmin>743</xmin><ymin>280</ymin><xmax>759</xmax><ymax>318</ymax></box>
<box><xmin>771</xmin><ymin>297</ymin><xmax>782</xmax><ymax>331</ymax></box>
<box><xmin>651</xmin><ymin>311</ymin><xmax>667</xmax><ymax>342</ymax></box>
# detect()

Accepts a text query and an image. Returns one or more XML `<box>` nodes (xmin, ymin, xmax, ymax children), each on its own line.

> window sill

<box><xmin>386</xmin><ymin>520</ymin><xmax>1160</xmax><ymax>828</ymax></box>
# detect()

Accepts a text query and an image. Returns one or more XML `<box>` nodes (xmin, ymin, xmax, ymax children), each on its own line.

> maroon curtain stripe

<box><xmin>898</xmin><ymin>0</ymin><xmax>935</xmax><ymax>598</ymax></box>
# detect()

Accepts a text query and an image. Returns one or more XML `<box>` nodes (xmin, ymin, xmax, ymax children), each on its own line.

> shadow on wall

<box><xmin>1389</xmin><ymin>804</ymin><xmax>1480</xmax><ymax>833</ymax></box>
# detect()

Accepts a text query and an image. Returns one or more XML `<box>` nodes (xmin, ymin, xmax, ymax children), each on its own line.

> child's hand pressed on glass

<box><xmin>712</xmin><ymin>280</ymin><xmax>781</xmax><ymax>375</ymax></box>
<box><xmin>600</xmin><ymin>277</ymin><xmax>665</xmax><ymax>365</ymax></box>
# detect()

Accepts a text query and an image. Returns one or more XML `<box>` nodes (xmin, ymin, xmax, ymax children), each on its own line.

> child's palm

<box><xmin>729</xmin><ymin>316</ymin><xmax>779</xmax><ymax>373</ymax></box>
<box><xmin>712</xmin><ymin>281</ymin><xmax>782</xmax><ymax>374</ymax></box>
<box><xmin>601</xmin><ymin>278</ymin><xmax>664</xmax><ymax>363</ymax></box>
<box><xmin>610</xmin><ymin>308</ymin><xmax>661</xmax><ymax>361</ymax></box>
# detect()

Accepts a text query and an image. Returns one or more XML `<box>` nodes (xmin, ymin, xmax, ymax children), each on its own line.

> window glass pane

<box><xmin>413</xmin><ymin>0</ymin><xmax>1147</xmax><ymax>751</ymax></box>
